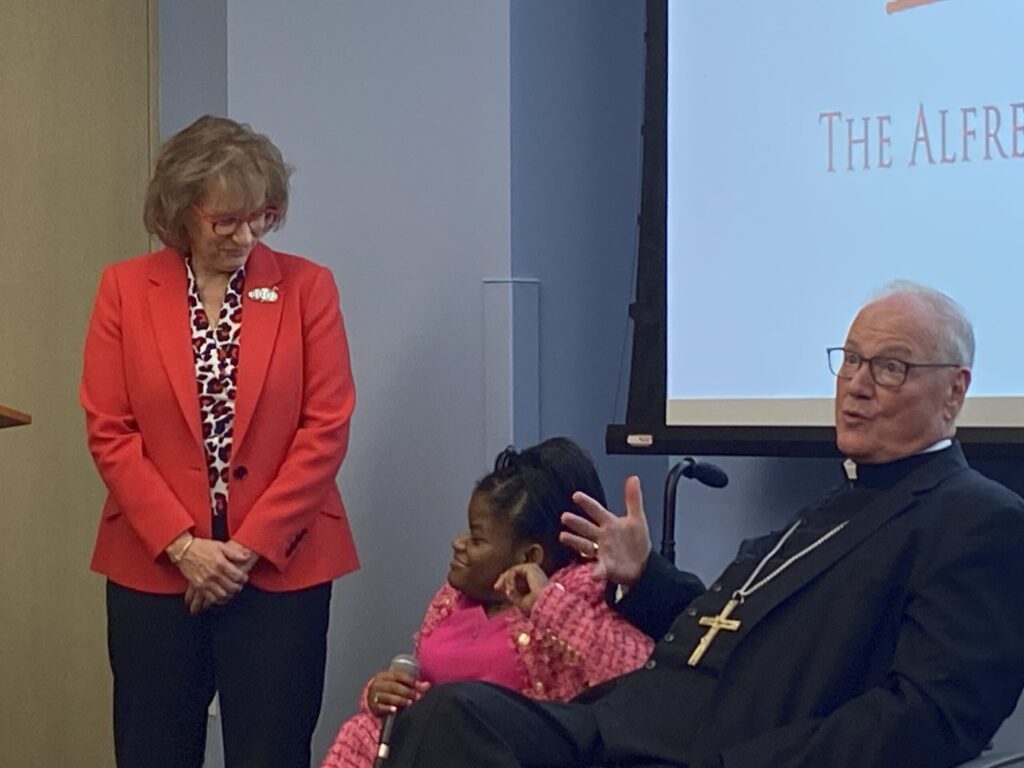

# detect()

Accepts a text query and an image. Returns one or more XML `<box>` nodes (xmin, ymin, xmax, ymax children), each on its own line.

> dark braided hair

<box><xmin>475</xmin><ymin>437</ymin><xmax>606</xmax><ymax>572</ymax></box>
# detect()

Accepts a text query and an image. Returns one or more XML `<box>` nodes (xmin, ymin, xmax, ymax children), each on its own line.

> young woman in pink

<box><xmin>321</xmin><ymin>438</ymin><xmax>653</xmax><ymax>768</ymax></box>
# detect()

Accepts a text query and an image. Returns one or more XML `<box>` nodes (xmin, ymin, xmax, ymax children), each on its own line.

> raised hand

<box><xmin>559</xmin><ymin>475</ymin><xmax>651</xmax><ymax>587</ymax></box>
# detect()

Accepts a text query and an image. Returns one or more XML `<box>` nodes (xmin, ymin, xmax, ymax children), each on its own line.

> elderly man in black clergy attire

<box><xmin>386</xmin><ymin>283</ymin><xmax>1024</xmax><ymax>768</ymax></box>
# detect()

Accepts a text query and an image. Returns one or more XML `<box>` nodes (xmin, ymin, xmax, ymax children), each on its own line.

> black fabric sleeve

<box><xmin>612</xmin><ymin>553</ymin><xmax>706</xmax><ymax>639</ymax></box>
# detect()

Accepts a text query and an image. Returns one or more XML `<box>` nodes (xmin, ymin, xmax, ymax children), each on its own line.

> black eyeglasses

<box><xmin>827</xmin><ymin>347</ymin><xmax>961</xmax><ymax>388</ymax></box>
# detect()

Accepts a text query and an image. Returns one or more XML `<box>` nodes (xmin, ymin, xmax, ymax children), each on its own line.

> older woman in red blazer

<box><xmin>81</xmin><ymin>115</ymin><xmax>358</xmax><ymax>768</ymax></box>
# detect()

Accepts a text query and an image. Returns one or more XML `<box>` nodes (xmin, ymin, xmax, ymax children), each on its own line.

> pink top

<box><xmin>418</xmin><ymin>595</ymin><xmax>522</xmax><ymax>688</ymax></box>
<box><xmin>320</xmin><ymin>564</ymin><xmax>655</xmax><ymax>768</ymax></box>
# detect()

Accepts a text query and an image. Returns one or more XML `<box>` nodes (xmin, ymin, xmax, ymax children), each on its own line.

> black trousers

<box><xmin>386</xmin><ymin>681</ymin><xmax>604</xmax><ymax>768</ymax></box>
<box><xmin>106</xmin><ymin>580</ymin><xmax>331</xmax><ymax>768</ymax></box>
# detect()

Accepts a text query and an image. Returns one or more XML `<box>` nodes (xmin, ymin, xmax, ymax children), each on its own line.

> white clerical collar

<box><xmin>843</xmin><ymin>438</ymin><xmax>953</xmax><ymax>481</ymax></box>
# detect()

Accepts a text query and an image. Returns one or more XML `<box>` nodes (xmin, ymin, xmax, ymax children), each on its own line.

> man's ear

<box><xmin>945</xmin><ymin>368</ymin><xmax>971</xmax><ymax>421</ymax></box>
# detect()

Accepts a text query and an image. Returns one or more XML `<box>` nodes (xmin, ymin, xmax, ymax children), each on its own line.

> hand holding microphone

<box><xmin>372</xmin><ymin>654</ymin><xmax>424</xmax><ymax>766</ymax></box>
<box><xmin>367</xmin><ymin>653</ymin><xmax>427</xmax><ymax>716</ymax></box>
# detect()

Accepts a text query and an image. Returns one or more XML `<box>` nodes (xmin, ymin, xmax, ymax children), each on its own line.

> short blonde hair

<box><xmin>144</xmin><ymin>115</ymin><xmax>291</xmax><ymax>251</ymax></box>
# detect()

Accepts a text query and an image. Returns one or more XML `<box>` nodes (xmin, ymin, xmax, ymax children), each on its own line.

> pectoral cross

<box><xmin>687</xmin><ymin>597</ymin><xmax>742</xmax><ymax>667</ymax></box>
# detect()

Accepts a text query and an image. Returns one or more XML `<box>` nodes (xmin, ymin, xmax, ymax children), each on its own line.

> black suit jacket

<box><xmin>597</xmin><ymin>444</ymin><xmax>1024</xmax><ymax>768</ymax></box>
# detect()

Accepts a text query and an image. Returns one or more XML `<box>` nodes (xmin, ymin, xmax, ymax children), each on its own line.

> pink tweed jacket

<box><xmin>321</xmin><ymin>563</ymin><xmax>654</xmax><ymax>768</ymax></box>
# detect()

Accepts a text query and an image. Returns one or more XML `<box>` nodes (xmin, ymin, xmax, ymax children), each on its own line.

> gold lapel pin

<box><xmin>247</xmin><ymin>286</ymin><xmax>279</xmax><ymax>303</ymax></box>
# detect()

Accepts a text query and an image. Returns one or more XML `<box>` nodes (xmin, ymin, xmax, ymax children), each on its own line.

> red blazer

<box><xmin>81</xmin><ymin>244</ymin><xmax>359</xmax><ymax>594</ymax></box>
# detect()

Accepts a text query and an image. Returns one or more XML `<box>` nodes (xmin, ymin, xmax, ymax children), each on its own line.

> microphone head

<box><xmin>681</xmin><ymin>458</ymin><xmax>729</xmax><ymax>489</ymax></box>
<box><xmin>695</xmin><ymin>463</ymin><xmax>729</xmax><ymax>488</ymax></box>
<box><xmin>389</xmin><ymin>653</ymin><xmax>421</xmax><ymax>680</ymax></box>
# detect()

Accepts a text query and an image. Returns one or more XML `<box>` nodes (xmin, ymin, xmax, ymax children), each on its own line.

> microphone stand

<box><xmin>661</xmin><ymin>461</ymin><xmax>686</xmax><ymax>564</ymax></box>
<box><xmin>661</xmin><ymin>457</ymin><xmax>728</xmax><ymax>564</ymax></box>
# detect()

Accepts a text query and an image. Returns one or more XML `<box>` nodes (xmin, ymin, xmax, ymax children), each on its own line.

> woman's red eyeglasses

<box><xmin>192</xmin><ymin>205</ymin><xmax>280</xmax><ymax>237</ymax></box>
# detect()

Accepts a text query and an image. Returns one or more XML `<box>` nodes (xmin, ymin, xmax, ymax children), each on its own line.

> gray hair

<box><xmin>874</xmin><ymin>280</ymin><xmax>975</xmax><ymax>367</ymax></box>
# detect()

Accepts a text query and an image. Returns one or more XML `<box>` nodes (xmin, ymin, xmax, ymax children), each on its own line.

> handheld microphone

<box><xmin>680</xmin><ymin>457</ymin><xmax>729</xmax><ymax>488</ymax></box>
<box><xmin>374</xmin><ymin>653</ymin><xmax>421</xmax><ymax>767</ymax></box>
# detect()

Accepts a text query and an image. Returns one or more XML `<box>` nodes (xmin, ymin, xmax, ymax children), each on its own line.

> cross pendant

<box><xmin>687</xmin><ymin>597</ymin><xmax>742</xmax><ymax>667</ymax></box>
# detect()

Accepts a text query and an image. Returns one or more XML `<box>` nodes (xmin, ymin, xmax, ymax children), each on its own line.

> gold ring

<box><xmin>582</xmin><ymin>540</ymin><xmax>599</xmax><ymax>559</ymax></box>
<box><xmin>372</xmin><ymin>694</ymin><xmax>380</xmax><ymax>706</ymax></box>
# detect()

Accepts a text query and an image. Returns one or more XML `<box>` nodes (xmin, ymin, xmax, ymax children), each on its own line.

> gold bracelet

<box><xmin>170</xmin><ymin>536</ymin><xmax>195</xmax><ymax>564</ymax></box>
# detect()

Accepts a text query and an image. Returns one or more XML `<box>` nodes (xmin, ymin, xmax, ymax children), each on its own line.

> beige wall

<box><xmin>0</xmin><ymin>2</ymin><xmax>155</xmax><ymax>765</ymax></box>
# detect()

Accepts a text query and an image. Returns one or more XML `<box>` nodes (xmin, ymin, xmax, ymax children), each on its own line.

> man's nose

<box><xmin>846</xmin><ymin>360</ymin><xmax>876</xmax><ymax>395</ymax></box>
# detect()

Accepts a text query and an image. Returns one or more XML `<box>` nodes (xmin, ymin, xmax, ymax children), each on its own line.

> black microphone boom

<box><xmin>374</xmin><ymin>653</ymin><xmax>421</xmax><ymax>767</ymax></box>
<box><xmin>661</xmin><ymin>458</ymin><xmax>729</xmax><ymax>564</ymax></box>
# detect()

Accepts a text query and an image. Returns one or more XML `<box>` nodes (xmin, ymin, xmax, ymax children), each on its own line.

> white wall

<box><xmin>225</xmin><ymin>1</ymin><xmax>512</xmax><ymax>762</ymax></box>
<box><xmin>509</xmin><ymin>0</ymin><xmax>669</xmax><ymax>503</ymax></box>
<box><xmin>159</xmin><ymin>0</ymin><xmax>226</xmax><ymax>138</ymax></box>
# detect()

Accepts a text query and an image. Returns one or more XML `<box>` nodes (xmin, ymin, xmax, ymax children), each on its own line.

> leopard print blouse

<box><xmin>186</xmin><ymin>259</ymin><xmax>245</xmax><ymax>540</ymax></box>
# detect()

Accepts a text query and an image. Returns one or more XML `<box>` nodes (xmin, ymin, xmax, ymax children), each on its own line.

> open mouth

<box><xmin>841</xmin><ymin>410</ymin><xmax>872</xmax><ymax>424</ymax></box>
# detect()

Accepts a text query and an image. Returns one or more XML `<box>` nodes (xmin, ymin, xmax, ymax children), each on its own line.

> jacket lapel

<box><xmin>734</xmin><ymin>444</ymin><xmax>970</xmax><ymax>632</ymax></box>
<box><xmin>147</xmin><ymin>248</ymin><xmax>204</xmax><ymax>449</ymax></box>
<box><xmin>233</xmin><ymin>243</ymin><xmax>283</xmax><ymax>455</ymax></box>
